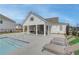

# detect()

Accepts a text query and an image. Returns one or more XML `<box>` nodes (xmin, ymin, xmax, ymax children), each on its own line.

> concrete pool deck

<box><xmin>0</xmin><ymin>32</ymin><xmax>67</xmax><ymax>55</ymax></box>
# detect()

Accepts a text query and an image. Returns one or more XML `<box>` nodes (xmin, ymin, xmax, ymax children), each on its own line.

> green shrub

<box><xmin>74</xmin><ymin>49</ymin><xmax>79</xmax><ymax>55</ymax></box>
<box><xmin>69</xmin><ymin>37</ymin><xmax>79</xmax><ymax>45</ymax></box>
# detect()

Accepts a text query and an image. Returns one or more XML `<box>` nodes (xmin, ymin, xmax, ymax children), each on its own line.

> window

<box><xmin>30</xmin><ymin>17</ymin><xmax>34</xmax><ymax>21</ymax></box>
<box><xmin>0</xmin><ymin>20</ymin><xmax>3</xmax><ymax>24</ymax></box>
<box><xmin>60</xmin><ymin>25</ymin><xmax>62</xmax><ymax>31</ymax></box>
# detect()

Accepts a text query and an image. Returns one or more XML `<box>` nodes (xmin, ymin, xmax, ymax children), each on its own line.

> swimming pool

<box><xmin>0</xmin><ymin>37</ymin><xmax>29</xmax><ymax>55</ymax></box>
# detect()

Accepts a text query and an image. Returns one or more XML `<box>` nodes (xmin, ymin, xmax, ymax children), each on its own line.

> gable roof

<box><xmin>0</xmin><ymin>14</ymin><xmax>16</xmax><ymax>23</ymax></box>
<box><xmin>23</xmin><ymin>11</ymin><xmax>48</xmax><ymax>25</ymax></box>
<box><xmin>45</xmin><ymin>17</ymin><xmax>59</xmax><ymax>24</ymax></box>
<box><xmin>16</xmin><ymin>24</ymin><xmax>22</xmax><ymax>26</ymax></box>
<box><xmin>23</xmin><ymin>11</ymin><xmax>68</xmax><ymax>25</ymax></box>
<box><xmin>46</xmin><ymin>17</ymin><xmax>69</xmax><ymax>25</ymax></box>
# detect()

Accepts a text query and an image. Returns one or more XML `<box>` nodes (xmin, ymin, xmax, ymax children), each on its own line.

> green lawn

<box><xmin>0</xmin><ymin>32</ymin><xmax>22</xmax><ymax>35</ymax></box>
<box><xmin>74</xmin><ymin>49</ymin><xmax>79</xmax><ymax>55</ymax></box>
<box><xmin>69</xmin><ymin>37</ymin><xmax>79</xmax><ymax>45</ymax></box>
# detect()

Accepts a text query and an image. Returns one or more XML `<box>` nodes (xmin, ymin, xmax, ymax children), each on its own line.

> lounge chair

<box><xmin>50</xmin><ymin>37</ymin><xmax>68</xmax><ymax>46</ymax></box>
<box><xmin>42</xmin><ymin>43</ymin><xmax>72</xmax><ymax>55</ymax></box>
<box><xmin>42</xmin><ymin>37</ymin><xmax>72</xmax><ymax>55</ymax></box>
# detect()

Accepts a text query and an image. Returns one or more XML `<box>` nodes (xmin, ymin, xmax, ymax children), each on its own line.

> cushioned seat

<box><xmin>42</xmin><ymin>37</ymin><xmax>72</xmax><ymax>55</ymax></box>
<box><xmin>50</xmin><ymin>37</ymin><xmax>67</xmax><ymax>46</ymax></box>
<box><xmin>42</xmin><ymin>43</ymin><xmax>72</xmax><ymax>55</ymax></box>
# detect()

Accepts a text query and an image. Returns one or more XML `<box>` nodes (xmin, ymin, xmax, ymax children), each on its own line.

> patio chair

<box><xmin>42</xmin><ymin>43</ymin><xmax>72</xmax><ymax>55</ymax></box>
<box><xmin>50</xmin><ymin>37</ymin><xmax>68</xmax><ymax>46</ymax></box>
<box><xmin>42</xmin><ymin>37</ymin><xmax>72</xmax><ymax>55</ymax></box>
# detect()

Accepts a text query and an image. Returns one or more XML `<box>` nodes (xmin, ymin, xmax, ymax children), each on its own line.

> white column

<box><xmin>27</xmin><ymin>25</ymin><xmax>30</xmax><ymax>34</ymax></box>
<box><xmin>23</xmin><ymin>26</ymin><xmax>25</xmax><ymax>32</ymax></box>
<box><xmin>44</xmin><ymin>24</ymin><xmax>46</xmax><ymax>36</ymax></box>
<box><xmin>36</xmin><ymin>25</ymin><xmax>38</xmax><ymax>35</ymax></box>
<box><xmin>48</xmin><ymin>25</ymin><xmax>50</xmax><ymax>35</ymax></box>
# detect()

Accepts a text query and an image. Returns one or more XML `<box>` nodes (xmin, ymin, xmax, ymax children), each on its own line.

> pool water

<box><xmin>0</xmin><ymin>37</ymin><xmax>28</xmax><ymax>55</ymax></box>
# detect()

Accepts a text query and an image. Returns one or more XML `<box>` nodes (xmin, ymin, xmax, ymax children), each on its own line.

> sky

<box><xmin>0</xmin><ymin>4</ymin><xmax>79</xmax><ymax>26</ymax></box>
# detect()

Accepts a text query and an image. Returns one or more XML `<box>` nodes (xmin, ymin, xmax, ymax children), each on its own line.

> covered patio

<box><xmin>23</xmin><ymin>24</ymin><xmax>50</xmax><ymax>36</ymax></box>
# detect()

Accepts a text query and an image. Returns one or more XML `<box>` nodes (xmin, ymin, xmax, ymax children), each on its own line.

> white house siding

<box><xmin>23</xmin><ymin>12</ymin><xmax>68</xmax><ymax>35</ymax></box>
<box><xmin>23</xmin><ymin>14</ymin><xmax>46</xmax><ymax>26</ymax></box>
<box><xmin>50</xmin><ymin>24</ymin><xmax>67</xmax><ymax>34</ymax></box>
<box><xmin>0</xmin><ymin>15</ymin><xmax>16</xmax><ymax>32</ymax></box>
<box><xmin>16</xmin><ymin>24</ymin><xmax>22</xmax><ymax>29</ymax></box>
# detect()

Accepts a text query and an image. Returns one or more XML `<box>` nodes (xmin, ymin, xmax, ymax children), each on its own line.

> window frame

<box><xmin>30</xmin><ymin>17</ymin><xmax>34</xmax><ymax>21</ymax></box>
<box><xmin>0</xmin><ymin>20</ymin><xmax>3</xmax><ymax>24</ymax></box>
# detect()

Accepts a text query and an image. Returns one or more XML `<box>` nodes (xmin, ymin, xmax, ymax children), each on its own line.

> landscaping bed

<box><xmin>69</xmin><ymin>37</ymin><xmax>79</xmax><ymax>45</ymax></box>
<box><xmin>0</xmin><ymin>32</ymin><xmax>22</xmax><ymax>35</ymax></box>
<box><xmin>74</xmin><ymin>49</ymin><xmax>79</xmax><ymax>55</ymax></box>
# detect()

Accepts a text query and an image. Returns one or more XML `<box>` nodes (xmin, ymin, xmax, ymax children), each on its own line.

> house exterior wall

<box><xmin>23</xmin><ymin>14</ymin><xmax>46</xmax><ymax>26</ymax></box>
<box><xmin>0</xmin><ymin>16</ymin><xmax>16</xmax><ymax>32</ymax></box>
<box><xmin>50</xmin><ymin>24</ymin><xmax>67</xmax><ymax>34</ymax></box>
<box><xmin>16</xmin><ymin>24</ymin><xmax>22</xmax><ymax>29</ymax></box>
<box><xmin>23</xmin><ymin>12</ymin><xmax>67</xmax><ymax>34</ymax></box>
<box><xmin>16</xmin><ymin>24</ymin><xmax>23</xmax><ymax>32</ymax></box>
